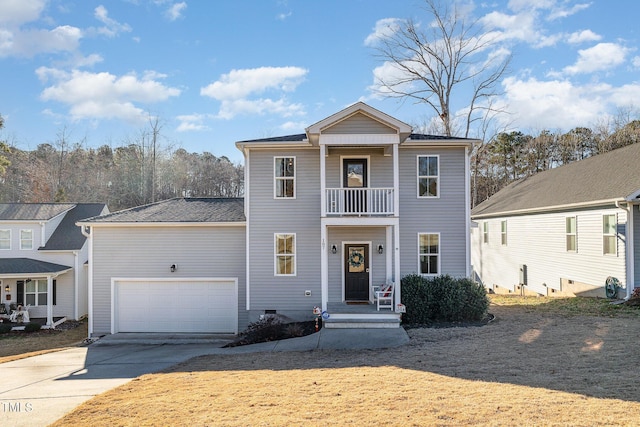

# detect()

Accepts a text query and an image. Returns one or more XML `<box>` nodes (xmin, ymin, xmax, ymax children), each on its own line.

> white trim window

<box><xmin>0</xmin><ymin>229</ymin><xmax>10</xmax><ymax>250</ymax></box>
<box><xmin>483</xmin><ymin>222</ymin><xmax>489</xmax><ymax>244</ymax></box>
<box><xmin>603</xmin><ymin>214</ymin><xmax>617</xmax><ymax>255</ymax></box>
<box><xmin>25</xmin><ymin>279</ymin><xmax>47</xmax><ymax>306</ymax></box>
<box><xmin>419</xmin><ymin>233</ymin><xmax>440</xmax><ymax>275</ymax></box>
<box><xmin>275</xmin><ymin>233</ymin><xmax>296</xmax><ymax>276</ymax></box>
<box><xmin>417</xmin><ymin>155</ymin><xmax>439</xmax><ymax>198</ymax></box>
<box><xmin>566</xmin><ymin>216</ymin><xmax>577</xmax><ymax>252</ymax></box>
<box><xmin>274</xmin><ymin>157</ymin><xmax>295</xmax><ymax>198</ymax></box>
<box><xmin>501</xmin><ymin>220</ymin><xmax>507</xmax><ymax>246</ymax></box>
<box><xmin>20</xmin><ymin>229</ymin><xmax>33</xmax><ymax>250</ymax></box>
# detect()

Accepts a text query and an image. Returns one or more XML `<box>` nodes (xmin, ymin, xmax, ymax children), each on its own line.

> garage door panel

<box><xmin>116</xmin><ymin>280</ymin><xmax>237</xmax><ymax>333</ymax></box>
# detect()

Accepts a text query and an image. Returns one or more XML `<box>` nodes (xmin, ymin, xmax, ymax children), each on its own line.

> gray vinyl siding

<box><xmin>323</xmin><ymin>113</ymin><xmax>396</xmax><ymax>134</ymax></box>
<box><xmin>326</xmin><ymin>227</ymin><xmax>388</xmax><ymax>301</ymax></box>
<box><xmin>471</xmin><ymin>207</ymin><xmax>628</xmax><ymax>295</ymax></box>
<box><xmin>398</xmin><ymin>147</ymin><xmax>468</xmax><ymax>277</ymax></box>
<box><xmin>91</xmin><ymin>225</ymin><xmax>246</xmax><ymax>335</ymax></box>
<box><xmin>325</xmin><ymin>149</ymin><xmax>393</xmax><ymax>188</ymax></box>
<box><xmin>247</xmin><ymin>148</ymin><xmax>322</xmax><ymax>312</ymax></box>
<box><xmin>634</xmin><ymin>207</ymin><xmax>640</xmax><ymax>288</ymax></box>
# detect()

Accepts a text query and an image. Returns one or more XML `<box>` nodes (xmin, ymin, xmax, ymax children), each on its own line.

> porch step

<box><xmin>322</xmin><ymin>313</ymin><xmax>401</xmax><ymax>329</ymax></box>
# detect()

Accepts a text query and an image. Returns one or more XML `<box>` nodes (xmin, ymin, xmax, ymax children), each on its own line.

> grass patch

<box><xmin>489</xmin><ymin>294</ymin><xmax>640</xmax><ymax>317</ymax></box>
<box><xmin>0</xmin><ymin>320</ymin><xmax>87</xmax><ymax>364</ymax></box>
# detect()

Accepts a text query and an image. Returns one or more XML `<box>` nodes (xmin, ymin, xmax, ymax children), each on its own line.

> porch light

<box><xmin>378</xmin><ymin>244</ymin><xmax>384</xmax><ymax>254</ymax></box>
<box><xmin>331</xmin><ymin>244</ymin><xmax>337</xmax><ymax>254</ymax></box>
<box><xmin>4</xmin><ymin>285</ymin><xmax>8</xmax><ymax>292</ymax></box>
<box><xmin>170</xmin><ymin>264</ymin><xmax>177</xmax><ymax>273</ymax></box>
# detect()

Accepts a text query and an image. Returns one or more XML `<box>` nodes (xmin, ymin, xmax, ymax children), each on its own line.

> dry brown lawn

<box><xmin>53</xmin><ymin>297</ymin><xmax>640</xmax><ymax>426</ymax></box>
<box><xmin>0</xmin><ymin>321</ymin><xmax>87</xmax><ymax>364</ymax></box>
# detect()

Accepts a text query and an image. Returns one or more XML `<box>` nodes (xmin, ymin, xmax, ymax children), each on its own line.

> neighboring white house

<box><xmin>79</xmin><ymin>102</ymin><xmax>479</xmax><ymax>337</ymax></box>
<box><xmin>0</xmin><ymin>203</ymin><xmax>108</xmax><ymax>326</ymax></box>
<box><xmin>471</xmin><ymin>142</ymin><xmax>640</xmax><ymax>299</ymax></box>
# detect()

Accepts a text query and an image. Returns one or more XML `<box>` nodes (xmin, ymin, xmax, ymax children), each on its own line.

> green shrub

<box><xmin>24</xmin><ymin>323</ymin><xmax>42</xmax><ymax>332</ymax></box>
<box><xmin>401</xmin><ymin>274</ymin><xmax>489</xmax><ymax>324</ymax></box>
<box><xmin>0</xmin><ymin>323</ymin><xmax>12</xmax><ymax>334</ymax></box>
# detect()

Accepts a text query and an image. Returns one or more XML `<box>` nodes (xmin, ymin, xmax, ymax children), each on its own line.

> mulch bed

<box><xmin>224</xmin><ymin>320</ymin><xmax>319</xmax><ymax>347</ymax></box>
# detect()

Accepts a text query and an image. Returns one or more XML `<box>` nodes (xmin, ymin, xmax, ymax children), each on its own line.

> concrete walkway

<box><xmin>0</xmin><ymin>327</ymin><xmax>408</xmax><ymax>426</ymax></box>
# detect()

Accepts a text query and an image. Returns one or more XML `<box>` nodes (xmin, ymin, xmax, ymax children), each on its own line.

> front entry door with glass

<box><xmin>344</xmin><ymin>244</ymin><xmax>369</xmax><ymax>301</ymax></box>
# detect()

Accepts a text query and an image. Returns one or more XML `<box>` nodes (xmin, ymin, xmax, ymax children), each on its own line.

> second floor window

<box><xmin>274</xmin><ymin>157</ymin><xmax>295</xmax><ymax>198</ymax></box>
<box><xmin>418</xmin><ymin>155</ymin><xmax>439</xmax><ymax>198</ymax></box>
<box><xmin>0</xmin><ymin>230</ymin><xmax>10</xmax><ymax>250</ymax></box>
<box><xmin>20</xmin><ymin>229</ymin><xmax>33</xmax><ymax>250</ymax></box>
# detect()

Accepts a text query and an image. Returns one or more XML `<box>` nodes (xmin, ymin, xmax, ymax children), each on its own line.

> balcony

<box><xmin>325</xmin><ymin>188</ymin><xmax>394</xmax><ymax>216</ymax></box>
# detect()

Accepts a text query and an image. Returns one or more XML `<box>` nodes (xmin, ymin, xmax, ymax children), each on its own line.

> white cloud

<box><xmin>276</xmin><ymin>11</ymin><xmax>292</xmax><ymax>21</ymax></box>
<box><xmin>547</xmin><ymin>2</ymin><xmax>591</xmax><ymax>20</ymax></box>
<box><xmin>633</xmin><ymin>56</ymin><xmax>640</xmax><ymax>68</ymax></box>
<box><xmin>176</xmin><ymin>113</ymin><xmax>211</xmax><ymax>132</ymax></box>
<box><xmin>201</xmin><ymin>66</ymin><xmax>308</xmax><ymax>119</ymax></box>
<box><xmin>280</xmin><ymin>121</ymin><xmax>306</xmax><ymax>131</ymax></box>
<box><xmin>562</xmin><ymin>42</ymin><xmax>629</xmax><ymax>75</ymax></box>
<box><xmin>165</xmin><ymin>2</ymin><xmax>187</xmax><ymax>21</ymax></box>
<box><xmin>364</xmin><ymin>18</ymin><xmax>403</xmax><ymax>46</ymax></box>
<box><xmin>93</xmin><ymin>5</ymin><xmax>132</xmax><ymax>37</ymax></box>
<box><xmin>0</xmin><ymin>25</ymin><xmax>82</xmax><ymax>58</ymax></box>
<box><xmin>37</xmin><ymin>68</ymin><xmax>181</xmax><ymax>122</ymax></box>
<box><xmin>567</xmin><ymin>29</ymin><xmax>601</xmax><ymax>44</ymax></box>
<box><xmin>0</xmin><ymin>0</ymin><xmax>46</xmax><ymax>25</ymax></box>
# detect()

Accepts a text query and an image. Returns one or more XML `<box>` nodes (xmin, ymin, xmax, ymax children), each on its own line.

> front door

<box><xmin>344</xmin><ymin>244</ymin><xmax>369</xmax><ymax>301</ymax></box>
<box><xmin>343</xmin><ymin>158</ymin><xmax>367</xmax><ymax>213</ymax></box>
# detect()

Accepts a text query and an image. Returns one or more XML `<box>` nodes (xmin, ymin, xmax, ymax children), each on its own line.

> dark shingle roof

<box><xmin>80</xmin><ymin>198</ymin><xmax>245</xmax><ymax>223</ymax></box>
<box><xmin>0</xmin><ymin>258</ymin><xmax>72</xmax><ymax>275</ymax></box>
<box><xmin>0</xmin><ymin>203</ymin><xmax>76</xmax><ymax>220</ymax></box>
<box><xmin>472</xmin><ymin>143</ymin><xmax>640</xmax><ymax>218</ymax></box>
<box><xmin>238</xmin><ymin>134</ymin><xmax>307</xmax><ymax>143</ymax></box>
<box><xmin>408</xmin><ymin>133</ymin><xmax>477</xmax><ymax>141</ymax></box>
<box><xmin>41</xmin><ymin>203</ymin><xmax>107</xmax><ymax>251</ymax></box>
<box><xmin>238</xmin><ymin>133</ymin><xmax>476</xmax><ymax>144</ymax></box>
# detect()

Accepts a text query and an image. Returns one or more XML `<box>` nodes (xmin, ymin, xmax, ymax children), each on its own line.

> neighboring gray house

<box><xmin>471</xmin><ymin>142</ymin><xmax>640</xmax><ymax>299</ymax></box>
<box><xmin>0</xmin><ymin>203</ymin><xmax>108</xmax><ymax>326</ymax></box>
<box><xmin>79</xmin><ymin>102</ymin><xmax>478</xmax><ymax>336</ymax></box>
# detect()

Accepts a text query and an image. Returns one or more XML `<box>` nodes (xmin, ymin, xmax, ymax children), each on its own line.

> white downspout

<box><xmin>244</xmin><ymin>150</ymin><xmax>251</xmax><ymax>312</ymax></box>
<box><xmin>465</xmin><ymin>146</ymin><xmax>471</xmax><ymax>277</ymax></box>
<box><xmin>615</xmin><ymin>200</ymin><xmax>633</xmax><ymax>300</ymax></box>
<box><xmin>73</xmin><ymin>250</ymin><xmax>79</xmax><ymax>320</ymax></box>
<box><xmin>80</xmin><ymin>225</ymin><xmax>93</xmax><ymax>337</ymax></box>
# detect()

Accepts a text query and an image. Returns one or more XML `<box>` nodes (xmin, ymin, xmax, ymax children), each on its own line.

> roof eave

<box><xmin>471</xmin><ymin>197</ymin><xmax>626</xmax><ymax>219</ymax></box>
<box><xmin>76</xmin><ymin>221</ymin><xmax>247</xmax><ymax>227</ymax></box>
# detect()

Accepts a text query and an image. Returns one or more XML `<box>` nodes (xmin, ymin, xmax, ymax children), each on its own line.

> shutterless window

<box><xmin>419</xmin><ymin>233</ymin><xmax>439</xmax><ymax>275</ymax></box>
<box><xmin>20</xmin><ymin>229</ymin><xmax>33</xmax><ymax>250</ymax></box>
<box><xmin>25</xmin><ymin>279</ymin><xmax>47</xmax><ymax>306</ymax></box>
<box><xmin>0</xmin><ymin>230</ymin><xmax>10</xmax><ymax>250</ymax></box>
<box><xmin>274</xmin><ymin>157</ymin><xmax>295</xmax><ymax>198</ymax></box>
<box><xmin>501</xmin><ymin>220</ymin><xmax>507</xmax><ymax>246</ymax></box>
<box><xmin>417</xmin><ymin>155</ymin><xmax>439</xmax><ymax>197</ymax></box>
<box><xmin>275</xmin><ymin>233</ymin><xmax>296</xmax><ymax>275</ymax></box>
<box><xmin>603</xmin><ymin>214</ymin><xmax>617</xmax><ymax>255</ymax></box>
<box><xmin>483</xmin><ymin>222</ymin><xmax>489</xmax><ymax>244</ymax></box>
<box><xmin>566</xmin><ymin>216</ymin><xmax>577</xmax><ymax>252</ymax></box>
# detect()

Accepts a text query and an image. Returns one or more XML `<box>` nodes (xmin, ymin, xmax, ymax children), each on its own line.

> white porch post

<box><xmin>385</xmin><ymin>225</ymin><xmax>392</xmax><ymax>283</ymax></box>
<box><xmin>46</xmin><ymin>276</ymin><xmax>53</xmax><ymax>327</ymax></box>
<box><xmin>321</xmin><ymin>221</ymin><xmax>328</xmax><ymax>311</ymax></box>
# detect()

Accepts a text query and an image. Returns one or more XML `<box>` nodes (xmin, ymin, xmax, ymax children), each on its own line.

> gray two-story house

<box><xmin>1</xmin><ymin>203</ymin><xmax>108</xmax><ymax>326</ymax></box>
<box><xmin>79</xmin><ymin>102</ymin><xmax>478</xmax><ymax>336</ymax></box>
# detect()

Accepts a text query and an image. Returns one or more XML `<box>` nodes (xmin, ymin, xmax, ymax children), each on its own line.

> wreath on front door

<box><xmin>349</xmin><ymin>251</ymin><xmax>364</xmax><ymax>269</ymax></box>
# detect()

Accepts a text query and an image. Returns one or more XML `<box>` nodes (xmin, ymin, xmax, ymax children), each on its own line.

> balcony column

<box><xmin>321</xmin><ymin>221</ymin><xmax>328</xmax><ymax>311</ymax></box>
<box><xmin>320</xmin><ymin>144</ymin><xmax>326</xmax><ymax>217</ymax></box>
<box><xmin>393</xmin><ymin>143</ymin><xmax>399</xmax><ymax>216</ymax></box>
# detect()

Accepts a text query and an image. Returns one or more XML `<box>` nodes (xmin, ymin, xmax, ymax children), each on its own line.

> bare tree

<box><xmin>371</xmin><ymin>0</ymin><xmax>511</xmax><ymax>138</ymax></box>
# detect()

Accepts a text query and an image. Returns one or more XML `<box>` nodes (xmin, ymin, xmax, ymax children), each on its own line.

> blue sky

<box><xmin>1</xmin><ymin>0</ymin><xmax>639</xmax><ymax>163</ymax></box>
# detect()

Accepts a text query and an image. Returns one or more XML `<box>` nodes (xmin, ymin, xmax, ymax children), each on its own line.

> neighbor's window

<box><xmin>275</xmin><ymin>233</ymin><xmax>296</xmax><ymax>275</ymax></box>
<box><xmin>417</xmin><ymin>155</ymin><xmax>439</xmax><ymax>198</ymax></box>
<box><xmin>603</xmin><ymin>214</ymin><xmax>617</xmax><ymax>255</ymax></box>
<box><xmin>566</xmin><ymin>216</ymin><xmax>577</xmax><ymax>252</ymax></box>
<box><xmin>419</xmin><ymin>233</ymin><xmax>440</xmax><ymax>275</ymax></box>
<box><xmin>0</xmin><ymin>230</ymin><xmax>10</xmax><ymax>250</ymax></box>
<box><xmin>501</xmin><ymin>220</ymin><xmax>507</xmax><ymax>246</ymax></box>
<box><xmin>483</xmin><ymin>222</ymin><xmax>489</xmax><ymax>244</ymax></box>
<box><xmin>274</xmin><ymin>157</ymin><xmax>295</xmax><ymax>198</ymax></box>
<box><xmin>25</xmin><ymin>279</ymin><xmax>47</xmax><ymax>306</ymax></box>
<box><xmin>20</xmin><ymin>229</ymin><xmax>33</xmax><ymax>250</ymax></box>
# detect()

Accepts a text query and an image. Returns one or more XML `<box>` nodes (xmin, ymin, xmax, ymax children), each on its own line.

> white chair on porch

<box><xmin>373</xmin><ymin>283</ymin><xmax>394</xmax><ymax>311</ymax></box>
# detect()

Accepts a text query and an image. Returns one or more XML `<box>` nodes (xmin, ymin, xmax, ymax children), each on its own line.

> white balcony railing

<box><xmin>325</xmin><ymin>188</ymin><xmax>394</xmax><ymax>215</ymax></box>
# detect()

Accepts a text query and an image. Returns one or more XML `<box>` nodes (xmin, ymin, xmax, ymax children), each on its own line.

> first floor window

<box><xmin>20</xmin><ymin>229</ymin><xmax>33</xmax><ymax>250</ymax></box>
<box><xmin>274</xmin><ymin>157</ymin><xmax>295</xmax><ymax>198</ymax></box>
<box><xmin>275</xmin><ymin>233</ymin><xmax>296</xmax><ymax>275</ymax></box>
<box><xmin>501</xmin><ymin>220</ymin><xmax>507</xmax><ymax>246</ymax></box>
<box><xmin>483</xmin><ymin>222</ymin><xmax>489</xmax><ymax>244</ymax></box>
<box><xmin>566</xmin><ymin>216</ymin><xmax>577</xmax><ymax>252</ymax></box>
<box><xmin>419</xmin><ymin>233</ymin><xmax>439</xmax><ymax>275</ymax></box>
<box><xmin>25</xmin><ymin>279</ymin><xmax>47</xmax><ymax>306</ymax></box>
<box><xmin>0</xmin><ymin>229</ymin><xmax>9</xmax><ymax>250</ymax></box>
<box><xmin>603</xmin><ymin>214</ymin><xmax>617</xmax><ymax>255</ymax></box>
<box><xmin>417</xmin><ymin>155</ymin><xmax>439</xmax><ymax>197</ymax></box>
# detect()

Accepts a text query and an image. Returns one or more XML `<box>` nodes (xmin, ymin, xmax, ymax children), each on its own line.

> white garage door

<box><xmin>115</xmin><ymin>279</ymin><xmax>238</xmax><ymax>333</ymax></box>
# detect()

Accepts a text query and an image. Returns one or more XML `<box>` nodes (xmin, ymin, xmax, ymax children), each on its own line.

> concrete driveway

<box><xmin>0</xmin><ymin>327</ymin><xmax>408</xmax><ymax>426</ymax></box>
